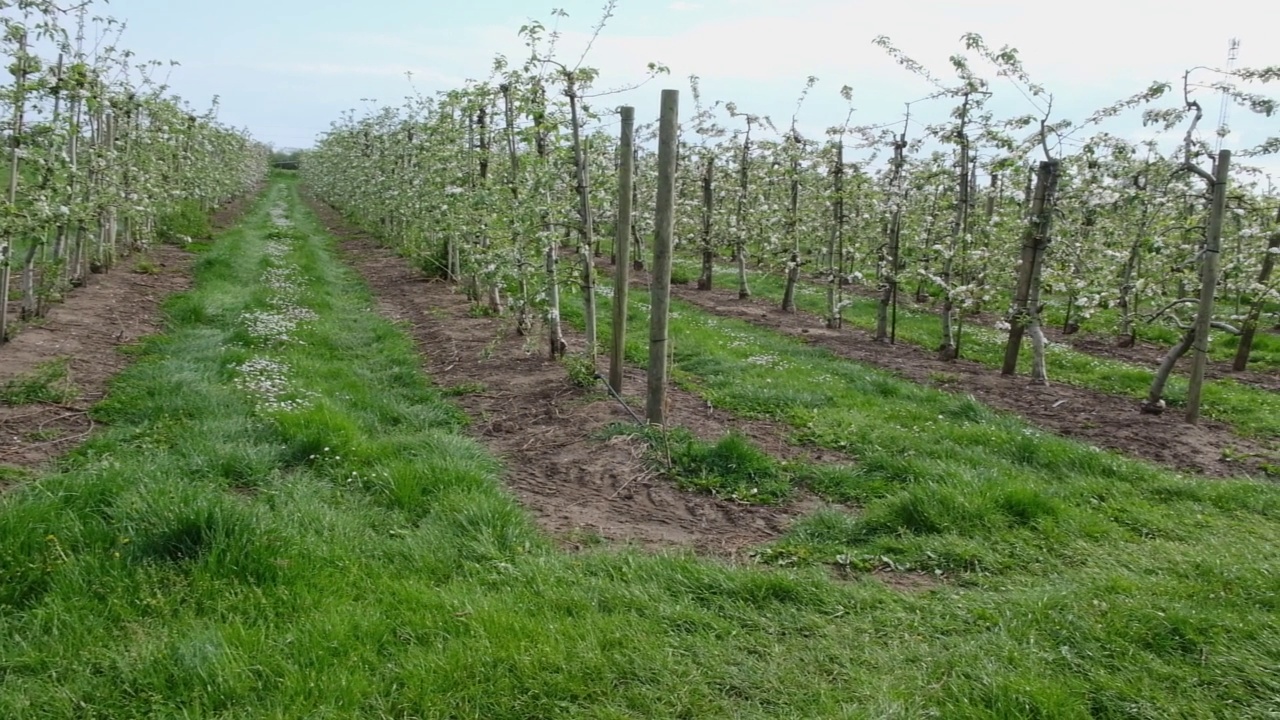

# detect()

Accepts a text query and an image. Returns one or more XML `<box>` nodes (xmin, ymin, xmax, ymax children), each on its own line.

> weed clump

<box><xmin>669</xmin><ymin>265</ymin><xmax>694</xmax><ymax>286</ymax></box>
<box><xmin>133</xmin><ymin>255</ymin><xmax>161</xmax><ymax>275</ymax></box>
<box><xmin>671</xmin><ymin>430</ymin><xmax>793</xmax><ymax>502</ymax></box>
<box><xmin>562</xmin><ymin>353</ymin><xmax>598</xmax><ymax>388</ymax></box>
<box><xmin>605</xmin><ymin>424</ymin><xmax>793</xmax><ymax>504</ymax></box>
<box><xmin>156</xmin><ymin>200</ymin><xmax>212</xmax><ymax>244</ymax></box>
<box><xmin>0</xmin><ymin>358</ymin><xmax>79</xmax><ymax>406</ymax></box>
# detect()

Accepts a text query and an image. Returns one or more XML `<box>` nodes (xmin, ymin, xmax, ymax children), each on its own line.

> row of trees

<box><xmin>302</xmin><ymin>7</ymin><xmax>1279</xmax><ymax>421</ymax></box>
<box><xmin>0</xmin><ymin>0</ymin><xmax>269</xmax><ymax>342</ymax></box>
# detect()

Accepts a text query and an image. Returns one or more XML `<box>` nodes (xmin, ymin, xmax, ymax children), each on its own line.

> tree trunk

<box><xmin>781</xmin><ymin>134</ymin><xmax>801</xmax><ymax>313</ymax></box>
<box><xmin>697</xmin><ymin>154</ymin><xmax>714</xmax><ymax>290</ymax></box>
<box><xmin>630</xmin><ymin>145</ymin><xmax>644</xmax><ymax>271</ymax></box>
<box><xmin>938</xmin><ymin>95</ymin><xmax>971</xmax><ymax>361</ymax></box>
<box><xmin>826</xmin><ymin>142</ymin><xmax>844</xmax><ymax>329</ymax></box>
<box><xmin>610</xmin><ymin>106</ymin><xmax>635</xmax><ymax>394</ymax></box>
<box><xmin>1232</xmin><ymin>207</ymin><xmax>1280</xmax><ymax>371</ymax></box>
<box><xmin>476</xmin><ymin>105</ymin><xmax>504</xmax><ymax>315</ymax></box>
<box><xmin>546</xmin><ymin>245</ymin><xmax>566</xmax><ymax>359</ymax></box>
<box><xmin>1117</xmin><ymin>234</ymin><xmax>1143</xmax><ymax>347</ymax></box>
<box><xmin>500</xmin><ymin>83</ymin><xmax>531</xmax><ymax>335</ymax></box>
<box><xmin>875</xmin><ymin>135</ymin><xmax>907</xmax><ymax>342</ymax></box>
<box><xmin>2</xmin><ymin>33</ymin><xmax>28</xmax><ymax>341</ymax></box>
<box><xmin>1028</xmin><ymin>239</ymin><xmax>1050</xmax><ymax>385</ymax></box>
<box><xmin>1142</xmin><ymin>327</ymin><xmax>1195</xmax><ymax>414</ymax></box>
<box><xmin>566</xmin><ymin>81</ymin><xmax>597</xmax><ymax>362</ymax></box>
<box><xmin>735</xmin><ymin>124</ymin><xmax>752</xmax><ymax>300</ymax></box>
<box><xmin>985</xmin><ymin>171</ymin><xmax>998</xmax><ymax>222</ymax></box>
<box><xmin>1002</xmin><ymin>160</ymin><xmax>1062</xmax><ymax>376</ymax></box>
<box><xmin>1021</xmin><ymin>163</ymin><xmax>1034</xmax><ymax>219</ymax></box>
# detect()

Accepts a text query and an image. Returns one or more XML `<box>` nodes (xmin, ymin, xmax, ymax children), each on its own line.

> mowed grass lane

<box><xmin>0</xmin><ymin>175</ymin><xmax>1277</xmax><ymax>718</ymax></box>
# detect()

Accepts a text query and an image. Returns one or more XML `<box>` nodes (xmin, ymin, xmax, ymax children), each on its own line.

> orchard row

<box><xmin>0</xmin><ymin>0</ymin><xmax>269</xmax><ymax>342</ymax></box>
<box><xmin>302</xmin><ymin>11</ymin><xmax>1279</xmax><ymax>420</ymax></box>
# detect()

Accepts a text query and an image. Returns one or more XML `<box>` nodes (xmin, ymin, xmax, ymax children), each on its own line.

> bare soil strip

<box><xmin>0</xmin><ymin>195</ymin><xmax>256</xmax><ymax>478</ymax></box>
<box><xmin>310</xmin><ymin>202</ymin><xmax>853</xmax><ymax>557</ymax></box>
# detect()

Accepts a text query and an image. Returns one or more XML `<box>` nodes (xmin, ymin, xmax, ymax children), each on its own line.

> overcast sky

<box><xmin>102</xmin><ymin>0</ymin><xmax>1277</xmax><ymax>172</ymax></box>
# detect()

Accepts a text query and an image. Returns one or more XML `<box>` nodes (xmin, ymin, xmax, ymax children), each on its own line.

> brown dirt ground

<box><xmin>0</xmin><ymin>194</ymin><xmax>257</xmax><ymax>483</ymax></box>
<box><xmin>308</xmin><ymin>202</ymin><xmax>863</xmax><ymax>559</ymax></box>
<box><xmin>610</xmin><ymin>263</ymin><xmax>1276</xmax><ymax>479</ymax></box>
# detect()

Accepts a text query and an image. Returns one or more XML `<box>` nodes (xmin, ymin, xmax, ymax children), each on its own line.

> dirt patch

<box><xmin>611</xmin><ymin>266</ymin><xmax>1276</xmax><ymax>479</ymax></box>
<box><xmin>866</xmin><ymin>569</ymin><xmax>944</xmax><ymax>593</ymax></box>
<box><xmin>0</xmin><ymin>193</ymin><xmax>257</xmax><ymax>475</ymax></box>
<box><xmin>0</xmin><ymin>245</ymin><xmax>193</xmax><ymax>470</ymax></box>
<box><xmin>307</xmin><ymin>203</ymin><xmax>848</xmax><ymax>558</ymax></box>
<box><xmin>875</xmin><ymin>572</ymin><xmax>942</xmax><ymax>592</ymax></box>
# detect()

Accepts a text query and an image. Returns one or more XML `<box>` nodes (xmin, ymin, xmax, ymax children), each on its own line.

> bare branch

<box><xmin>1144</xmin><ymin>297</ymin><xmax>1199</xmax><ymax>323</ymax></box>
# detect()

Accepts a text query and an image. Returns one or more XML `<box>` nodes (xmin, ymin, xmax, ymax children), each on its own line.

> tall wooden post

<box><xmin>609</xmin><ymin>106</ymin><xmax>635</xmax><ymax>394</ymax></box>
<box><xmin>647</xmin><ymin>90</ymin><xmax>679</xmax><ymax>425</ymax></box>
<box><xmin>0</xmin><ymin>243</ymin><xmax>9</xmax><ymax>344</ymax></box>
<box><xmin>1186</xmin><ymin>149</ymin><xmax>1230</xmax><ymax>423</ymax></box>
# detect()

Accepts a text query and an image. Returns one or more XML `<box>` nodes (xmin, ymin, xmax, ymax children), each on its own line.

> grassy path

<box><xmin>3</xmin><ymin>174</ymin><xmax>1280</xmax><ymax>717</ymax></box>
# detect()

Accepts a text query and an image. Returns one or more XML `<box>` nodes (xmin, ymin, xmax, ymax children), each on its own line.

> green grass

<box><xmin>156</xmin><ymin>199</ymin><xmax>214</xmax><ymax>243</ymax></box>
<box><xmin>1039</xmin><ymin>297</ymin><xmax>1280</xmax><ymax>372</ymax></box>
<box><xmin>1207</xmin><ymin>324</ymin><xmax>1280</xmax><ymax>371</ymax></box>
<box><xmin>603</xmin><ymin>423</ymin><xmax>804</xmax><ymax>503</ymax></box>
<box><xmin>0</xmin><ymin>357</ymin><xmax>79</xmax><ymax>405</ymax></box>
<box><xmin>5</xmin><ymin>176</ymin><xmax>1280</xmax><ymax>716</ymax></box>
<box><xmin>675</xmin><ymin>257</ymin><xmax>1280</xmax><ymax>438</ymax></box>
<box><xmin>566</xmin><ymin>279</ymin><xmax>1280</xmax><ymax>573</ymax></box>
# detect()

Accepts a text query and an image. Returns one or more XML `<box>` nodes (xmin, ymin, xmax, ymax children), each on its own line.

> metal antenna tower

<box><xmin>1214</xmin><ymin>38</ymin><xmax>1240</xmax><ymax>154</ymax></box>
